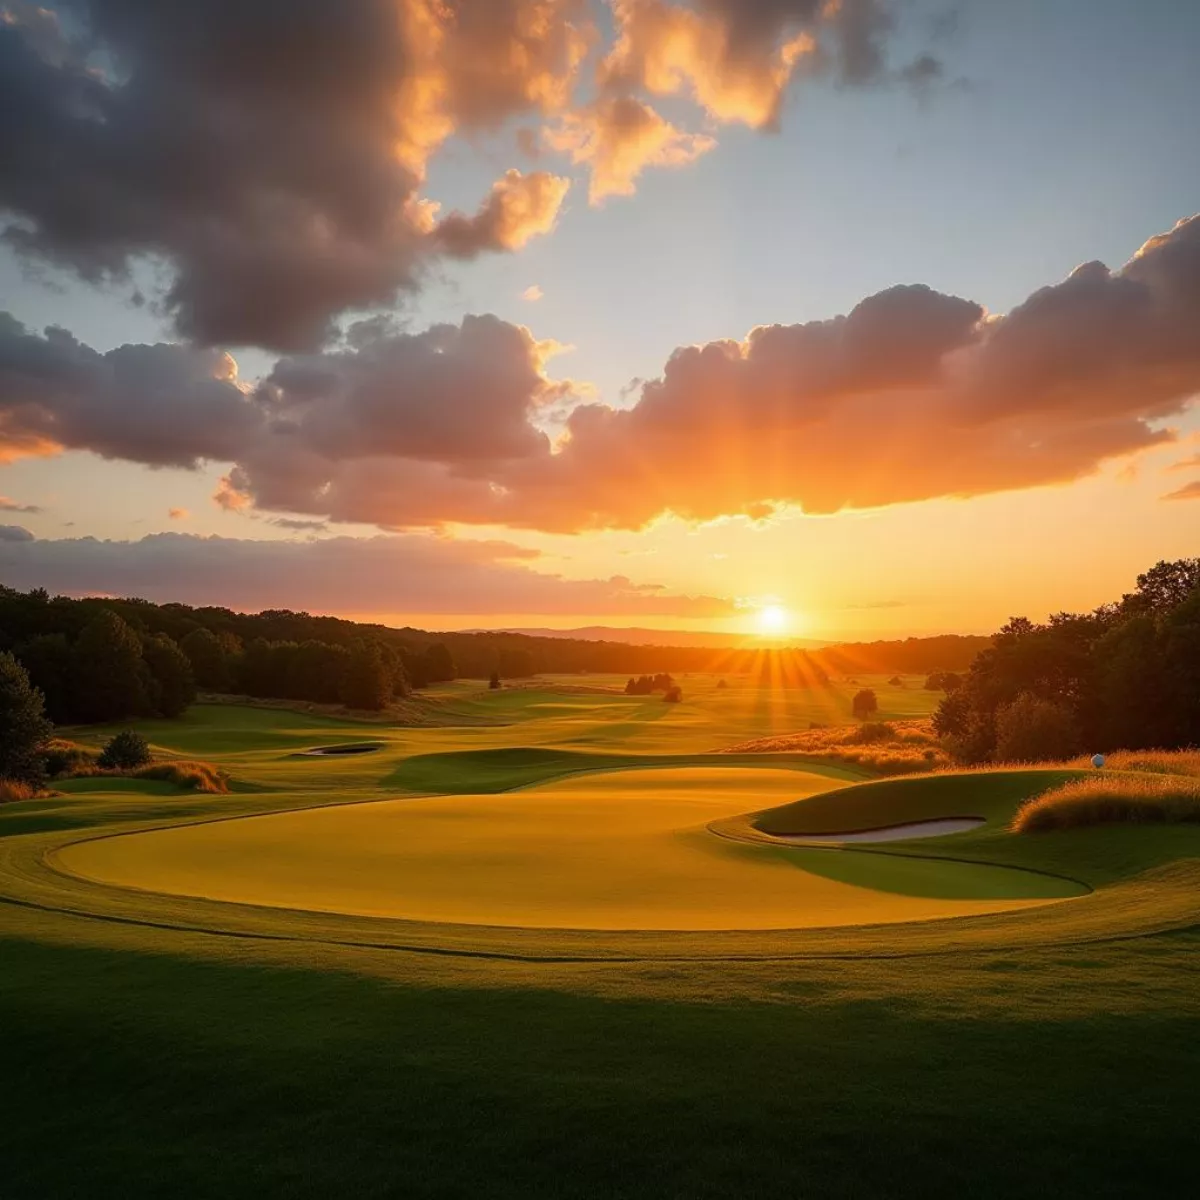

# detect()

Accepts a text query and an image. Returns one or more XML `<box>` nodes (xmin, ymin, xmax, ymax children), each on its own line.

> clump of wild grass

<box><xmin>1013</xmin><ymin>774</ymin><xmax>1200</xmax><ymax>833</ymax></box>
<box><xmin>720</xmin><ymin>720</ymin><xmax>953</xmax><ymax>775</ymax></box>
<box><xmin>0</xmin><ymin>778</ymin><xmax>38</xmax><ymax>803</ymax></box>
<box><xmin>1066</xmin><ymin>749</ymin><xmax>1200</xmax><ymax>778</ymax></box>
<box><xmin>129</xmin><ymin>761</ymin><xmax>228</xmax><ymax>794</ymax></box>
<box><xmin>44</xmin><ymin>739</ymin><xmax>228</xmax><ymax>794</ymax></box>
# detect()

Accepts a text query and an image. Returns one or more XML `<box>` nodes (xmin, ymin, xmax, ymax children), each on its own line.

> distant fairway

<box><xmin>58</xmin><ymin>767</ymin><xmax>1080</xmax><ymax>929</ymax></box>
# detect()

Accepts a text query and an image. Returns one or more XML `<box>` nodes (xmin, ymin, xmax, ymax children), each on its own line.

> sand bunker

<box><xmin>773</xmin><ymin>817</ymin><xmax>986</xmax><ymax>844</ymax></box>
<box><xmin>297</xmin><ymin>743</ymin><xmax>382</xmax><ymax>757</ymax></box>
<box><xmin>56</xmin><ymin>769</ymin><xmax>1081</xmax><ymax>931</ymax></box>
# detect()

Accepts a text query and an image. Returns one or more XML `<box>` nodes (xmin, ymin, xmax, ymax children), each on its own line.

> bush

<box><xmin>851</xmin><ymin>689</ymin><xmax>878</xmax><ymax>720</ymax></box>
<box><xmin>848</xmin><ymin>721</ymin><xmax>895</xmax><ymax>744</ymax></box>
<box><xmin>888</xmin><ymin>676</ymin><xmax>903</xmax><ymax>687</ymax></box>
<box><xmin>98</xmin><ymin>730</ymin><xmax>152</xmax><ymax>770</ymax></box>
<box><xmin>488</xmin><ymin>671</ymin><xmax>501</xmax><ymax>690</ymax></box>
<box><xmin>663</xmin><ymin>685</ymin><xmax>683</xmax><ymax>703</ymax></box>
<box><xmin>993</xmin><ymin>693</ymin><xmax>1080</xmax><ymax>763</ymax></box>
<box><xmin>1013</xmin><ymin>775</ymin><xmax>1200</xmax><ymax>832</ymax></box>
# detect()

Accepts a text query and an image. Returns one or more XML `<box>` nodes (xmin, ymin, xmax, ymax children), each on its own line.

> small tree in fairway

<box><xmin>488</xmin><ymin>670</ymin><xmax>501</xmax><ymax>690</ymax></box>
<box><xmin>0</xmin><ymin>652</ymin><xmax>52</xmax><ymax>787</ymax></box>
<box><xmin>852</xmin><ymin>688</ymin><xmax>878</xmax><ymax>720</ymax></box>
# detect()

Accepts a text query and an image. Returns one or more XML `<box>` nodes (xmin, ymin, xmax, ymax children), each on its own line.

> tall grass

<box><xmin>0</xmin><ymin>779</ymin><xmax>38</xmax><ymax>803</ymax></box>
<box><xmin>46</xmin><ymin>739</ymin><xmax>229</xmax><ymax>794</ymax></box>
<box><xmin>1013</xmin><ymin>774</ymin><xmax>1200</xmax><ymax>832</ymax></box>
<box><xmin>1066</xmin><ymin>749</ymin><xmax>1200</xmax><ymax>778</ymax></box>
<box><xmin>719</xmin><ymin>720</ymin><xmax>953</xmax><ymax>775</ymax></box>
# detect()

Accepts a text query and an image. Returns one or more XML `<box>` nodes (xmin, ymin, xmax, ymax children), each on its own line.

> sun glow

<box><xmin>756</xmin><ymin>604</ymin><xmax>790</xmax><ymax>635</ymax></box>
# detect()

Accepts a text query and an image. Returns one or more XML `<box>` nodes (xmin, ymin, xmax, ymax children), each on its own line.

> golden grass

<box><xmin>129</xmin><ymin>761</ymin><xmax>229</xmax><ymax>794</ymax></box>
<box><xmin>1013</xmin><ymin>774</ymin><xmax>1200</xmax><ymax>832</ymax></box>
<box><xmin>719</xmin><ymin>719</ymin><xmax>953</xmax><ymax>774</ymax></box>
<box><xmin>0</xmin><ymin>779</ymin><xmax>38</xmax><ymax>803</ymax></box>
<box><xmin>1065</xmin><ymin>749</ymin><xmax>1200</xmax><ymax>777</ymax></box>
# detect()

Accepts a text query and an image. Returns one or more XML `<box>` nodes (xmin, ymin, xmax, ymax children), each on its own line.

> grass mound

<box><xmin>44</xmin><ymin>739</ymin><xmax>229</xmax><ymax>794</ymax></box>
<box><xmin>1014</xmin><ymin>775</ymin><xmax>1200</xmax><ymax>832</ymax></box>
<box><xmin>129</xmin><ymin>761</ymin><xmax>229</xmax><ymax>794</ymax></box>
<box><xmin>718</xmin><ymin>719</ymin><xmax>952</xmax><ymax>774</ymax></box>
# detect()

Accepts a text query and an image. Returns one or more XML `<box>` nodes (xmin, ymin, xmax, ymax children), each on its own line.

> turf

<box><xmin>3</xmin><ymin>686</ymin><xmax>1199</xmax><ymax>1198</ymax></box>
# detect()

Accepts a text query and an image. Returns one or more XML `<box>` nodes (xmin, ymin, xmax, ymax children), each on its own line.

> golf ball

<box><xmin>1091</xmin><ymin>754</ymin><xmax>1106</xmax><ymax>769</ymax></box>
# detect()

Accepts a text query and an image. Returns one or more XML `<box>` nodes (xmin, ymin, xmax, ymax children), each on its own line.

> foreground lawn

<box><xmin>3</xmin><ymin>692</ymin><xmax>1199</xmax><ymax>1198</ymax></box>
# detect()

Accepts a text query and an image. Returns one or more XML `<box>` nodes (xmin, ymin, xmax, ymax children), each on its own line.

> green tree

<box><xmin>851</xmin><ymin>689</ymin><xmax>878</xmax><ymax>720</ymax></box>
<box><xmin>180</xmin><ymin>628</ymin><xmax>231</xmax><ymax>691</ymax></box>
<box><xmin>340</xmin><ymin>642</ymin><xmax>392</xmax><ymax>711</ymax></box>
<box><xmin>72</xmin><ymin>611</ymin><xmax>150</xmax><ymax>723</ymax></box>
<box><xmin>0</xmin><ymin>652</ymin><xmax>53</xmax><ymax>786</ymax></box>
<box><xmin>143</xmin><ymin>635</ymin><xmax>197</xmax><ymax>718</ymax></box>
<box><xmin>16</xmin><ymin>633</ymin><xmax>75</xmax><ymax>723</ymax></box>
<box><xmin>993</xmin><ymin>693</ymin><xmax>1080</xmax><ymax>763</ymax></box>
<box><xmin>422</xmin><ymin>642</ymin><xmax>456</xmax><ymax>684</ymax></box>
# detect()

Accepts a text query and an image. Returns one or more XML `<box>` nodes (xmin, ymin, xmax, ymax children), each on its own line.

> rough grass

<box><xmin>1066</xmin><ymin>749</ymin><xmax>1200</xmax><ymax>777</ymax></box>
<box><xmin>719</xmin><ymin>718</ymin><xmax>953</xmax><ymax>774</ymax></box>
<box><xmin>1014</xmin><ymin>774</ymin><xmax>1200</xmax><ymax>832</ymax></box>
<box><xmin>48</xmin><ymin>738</ymin><xmax>228</xmax><ymax>794</ymax></box>
<box><xmin>129</xmin><ymin>760</ymin><xmax>229</xmax><ymax>794</ymax></box>
<box><xmin>0</xmin><ymin>779</ymin><xmax>37</xmax><ymax>803</ymax></box>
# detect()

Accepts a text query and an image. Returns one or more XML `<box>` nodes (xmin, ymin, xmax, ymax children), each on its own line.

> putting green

<box><xmin>56</xmin><ymin>767</ymin><xmax>1082</xmax><ymax>930</ymax></box>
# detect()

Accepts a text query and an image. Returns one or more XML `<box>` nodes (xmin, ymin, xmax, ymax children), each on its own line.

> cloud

<box><xmin>0</xmin><ymin>0</ymin><xmax>590</xmax><ymax>350</ymax></box>
<box><xmin>599</xmin><ymin>0</ymin><xmax>932</xmax><ymax>130</ymax></box>
<box><xmin>433</xmin><ymin>169</ymin><xmax>570</xmax><ymax>258</ymax></box>
<box><xmin>1163</xmin><ymin>481</ymin><xmax>1200</xmax><ymax>502</ymax></box>
<box><xmin>0</xmin><ymin>524</ymin><xmax>34</xmax><ymax>542</ymax></box>
<box><xmin>1167</xmin><ymin>453</ymin><xmax>1200</xmax><ymax>472</ymax></box>
<box><xmin>522</xmin><ymin>285</ymin><xmax>545</xmax><ymax>302</ymax></box>
<box><xmin>547</xmin><ymin>96</ymin><xmax>715</xmax><ymax>202</ymax></box>
<box><xmin>0</xmin><ymin>531</ymin><xmax>736</xmax><ymax>617</ymax></box>
<box><xmin>270</xmin><ymin>517</ymin><xmax>329</xmax><ymax>533</ymax></box>
<box><xmin>167</xmin><ymin>507</ymin><xmax>189</xmax><ymax>521</ymax></box>
<box><xmin>3</xmin><ymin>215</ymin><xmax>1198</xmax><ymax>533</ymax></box>
<box><xmin>0</xmin><ymin>495</ymin><xmax>41</xmax><ymax>513</ymax></box>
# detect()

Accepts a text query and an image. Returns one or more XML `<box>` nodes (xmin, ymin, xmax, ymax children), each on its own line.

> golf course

<box><xmin>3</xmin><ymin>678</ymin><xmax>1200</xmax><ymax>1198</ymax></box>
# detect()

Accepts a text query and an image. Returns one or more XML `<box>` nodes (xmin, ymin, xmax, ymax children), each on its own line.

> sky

<box><xmin>1</xmin><ymin>0</ymin><xmax>1198</xmax><ymax>641</ymax></box>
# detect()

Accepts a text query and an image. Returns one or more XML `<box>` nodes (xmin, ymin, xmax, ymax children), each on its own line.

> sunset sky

<box><xmin>1</xmin><ymin>0</ymin><xmax>1198</xmax><ymax>640</ymax></box>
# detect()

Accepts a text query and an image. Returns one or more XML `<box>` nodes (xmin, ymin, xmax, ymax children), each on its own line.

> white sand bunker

<box><xmin>297</xmin><ymin>743</ymin><xmax>382</xmax><ymax>757</ymax></box>
<box><xmin>774</xmin><ymin>817</ymin><xmax>985</xmax><ymax>844</ymax></box>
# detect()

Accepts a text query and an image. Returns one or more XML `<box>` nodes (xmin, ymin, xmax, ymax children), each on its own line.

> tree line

<box><xmin>933</xmin><ymin>559</ymin><xmax>1200</xmax><ymax>762</ymax></box>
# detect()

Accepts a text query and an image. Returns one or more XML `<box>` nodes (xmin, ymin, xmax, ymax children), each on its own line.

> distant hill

<box><xmin>468</xmin><ymin>625</ymin><xmax>832</xmax><ymax>650</ymax></box>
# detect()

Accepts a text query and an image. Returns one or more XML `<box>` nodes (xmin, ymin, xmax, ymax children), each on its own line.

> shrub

<box><xmin>851</xmin><ymin>688</ymin><xmax>878</xmax><ymax>720</ymax></box>
<box><xmin>663</xmin><ymin>685</ymin><xmax>683</xmax><ymax>703</ymax></box>
<box><xmin>848</xmin><ymin>721</ymin><xmax>895</xmax><ymax>744</ymax></box>
<box><xmin>888</xmin><ymin>675</ymin><xmax>903</xmax><ymax>687</ymax></box>
<box><xmin>98</xmin><ymin>730</ymin><xmax>152</xmax><ymax>770</ymax></box>
<box><xmin>1013</xmin><ymin>775</ymin><xmax>1200</xmax><ymax>832</ymax></box>
<box><xmin>0</xmin><ymin>778</ymin><xmax>37</xmax><ymax>803</ymax></box>
<box><xmin>993</xmin><ymin>693</ymin><xmax>1080</xmax><ymax>763</ymax></box>
<box><xmin>488</xmin><ymin>670</ymin><xmax>501</xmax><ymax>690</ymax></box>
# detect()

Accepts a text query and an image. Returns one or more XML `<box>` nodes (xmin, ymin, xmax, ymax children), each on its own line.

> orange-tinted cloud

<box><xmin>434</xmin><ymin>169</ymin><xmax>570</xmax><ymax>257</ymax></box>
<box><xmin>1163</xmin><ymin>481</ymin><xmax>1200</xmax><ymax>501</ymax></box>
<box><xmin>6</xmin><ymin>216</ymin><xmax>1198</xmax><ymax>533</ymax></box>
<box><xmin>0</xmin><ymin>531</ymin><xmax>735</xmax><ymax>618</ymax></box>
<box><xmin>168</xmin><ymin>507</ymin><xmax>190</xmax><ymax>521</ymax></box>
<box><xmin>546</xmin><ymin>96</ymin><xmax>715</xmax><ymax>202</ymax></box>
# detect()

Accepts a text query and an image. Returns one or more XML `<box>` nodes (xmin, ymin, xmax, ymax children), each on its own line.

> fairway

<box><xmin>56</xmin><ymin>765</ymin><xmax>1081</xmax><ymax>930</ymax></box>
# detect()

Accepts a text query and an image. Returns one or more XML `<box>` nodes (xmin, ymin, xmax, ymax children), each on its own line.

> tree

<box><xmin>717</xmin><ymin>678</ymin><xmax>729</xmax><ymax>689</ymax></box>
<box><xmin>422</xmin><ymin>642</ymin><xmax>456</xmax><ymax>684</ymax></box>
<box><xmin>143</xmin><ymin>635</ymin><xmax>196</xmax><ymax>718</ymax></box>
<box><xmin>488</xmin><ymin>670</ymin><xmax>501</xmax><ymax>690</ymax></box>
<box><xmin>98</xmin><ymin>730</ymin><xmax>152</xmax><ymax>770</ymax></box>
<box><xmin>852</xmin><ymin>689</ymin><xmax>878</xmax><ymax>720</ymax></box>
<box><xmin>663</xmin><ymin>684</ymin><xmax>682</xmax><ymax>703</ymax></box>
<box><xmin>180</xmin><ymin>628</ymin><xmax>231</xmax><ymax>691</ymax></box>
<box><xmin>0</xmin><ymin>652</ymin><xmax>52</xmax><ymax>786</ymax></box>
<box><xmin>993</xmin><ymin>693</ymin><xmax>1080</xmax><ymax>763</ymax></box>
<box><xmin>72</xmin><ymin>611</ymin><xmax>150</xmax><ymax>723</ymax></box>
<box><xmin>1121</xmin><ymin>558</ymin><xmax>1200</xmax><ymax>615</ymax></box>
<box><xmin>340</xmin><ymin>641</ymin><xmax>392</xmax><ymax>711</ymax></box>
<box><xmin>16</xmin><ymin>633</ymin><xmax>75</xmax><ymax>723</ymax></box>
<box><xmin>888</xmin><ymin>675</ymin><xmax>903</xmax><ymax>687</ymax></box>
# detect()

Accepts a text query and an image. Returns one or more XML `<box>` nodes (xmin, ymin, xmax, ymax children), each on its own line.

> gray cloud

<box><xmin>0</xmin><ymin>530</ymin><xmax>736</xmax><ymax>617</ymax></box>
<box><xmin>0</xmin><ymin>495</ymin><xmax>42</xmax><ymax>513</ymax></box>
<box><xmin>0</xmin><ymin>524</ymin><xmax>35</xmax><ymax>542</ymax></box>
<box><xmin>0</xmin><ymin>0</ymin><xmax>584</xmax><ymax>350</ymax></box>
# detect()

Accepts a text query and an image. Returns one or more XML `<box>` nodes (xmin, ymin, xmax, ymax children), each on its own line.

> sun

<box><xmin>755</xmin><ymin>604</ymin><xmax>790</xmax><ymax>635</ymax></box>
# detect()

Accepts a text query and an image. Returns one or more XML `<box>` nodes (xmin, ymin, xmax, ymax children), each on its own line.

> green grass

<box><xmin>3</xmin><ymin>689</ymin><xmax>1200</xmax><ymax>1198</ymax></box>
